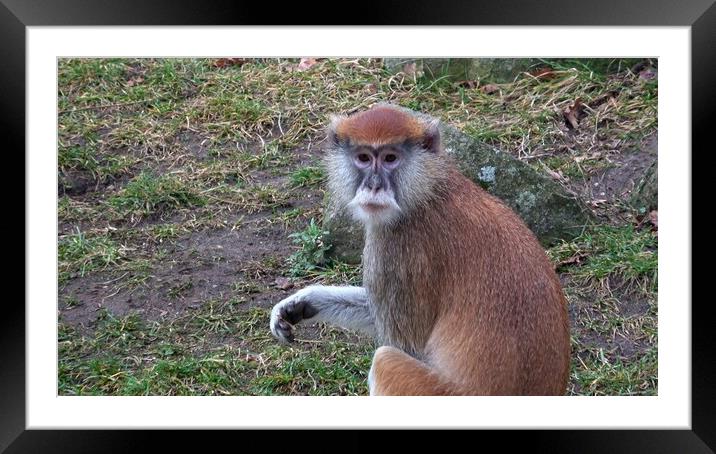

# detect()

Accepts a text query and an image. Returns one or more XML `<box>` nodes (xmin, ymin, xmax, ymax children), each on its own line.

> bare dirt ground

<box><xmin>59</xmin><ymin>142</ymin><xmax>323</xmax><ymax>328</ymax></box>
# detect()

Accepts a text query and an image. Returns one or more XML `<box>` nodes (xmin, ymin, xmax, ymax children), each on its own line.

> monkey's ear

<box><xmin>327</xmin><ymin>114</ymin><xmax>348</xmax><ymax>147</ymax></box>
<box><xmin>421</xmin><ymin>119</ymin><xmax>441</xmax><ymax>153</ymax></box>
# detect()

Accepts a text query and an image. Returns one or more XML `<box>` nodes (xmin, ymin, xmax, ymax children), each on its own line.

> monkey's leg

<box><xmin>270</xmin><ymin>285</ymin><xmax>375</xmax><ymax>343</ymax></box>
<box><xmin>368</xmin><ymin>346</ymin><xmax>460</xmax><ymax>396</ymax></box>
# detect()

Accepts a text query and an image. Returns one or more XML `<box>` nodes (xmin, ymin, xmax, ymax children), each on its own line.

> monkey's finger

<box><xmin>275</xmin><ymin>319</ymin><xmax>295</xmax><ymax>343</ymax></box>
<box><xmin>277</xmin><ymin>318</ymin><xmax>293</xmax><ymax>331</ymax></box>
<box><xmin>280</xmin><ymin>302</ymin><xmax>306</xmax><ymax>325</ymax></box>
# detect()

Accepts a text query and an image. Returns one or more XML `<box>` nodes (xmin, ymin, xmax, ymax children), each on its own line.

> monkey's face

<box><xmin>344</xmin><ymin>144</ymin><xmax>405</xmax><ymax>225</ymax></box>
<box><xmin>324</xmin><ymin>104</ymin><xmax>448</xmax><ymax>227</ymax></box>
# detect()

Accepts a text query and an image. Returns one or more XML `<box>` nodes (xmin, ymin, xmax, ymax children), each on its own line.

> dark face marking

<box><xmin>349</xmin><ymin>145</ymin><xmax>405</xmax><ymax>196</ymax></box>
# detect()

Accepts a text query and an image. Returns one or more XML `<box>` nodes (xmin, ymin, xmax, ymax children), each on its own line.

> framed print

<box><xmin>6</xmin><ymin>0</ymin><xmax>713</xmax><ymax>451</ymax></box>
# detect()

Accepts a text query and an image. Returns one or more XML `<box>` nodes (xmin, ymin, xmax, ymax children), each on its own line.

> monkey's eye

<box><xmin>381</xmin><ymin>152</ymin><xmax>400</xmax><ymax>169</ymax></box>
<box><xmin>354</xmin><ymin>152</ymin><xmax>372</xmax><ymax>167</ymax></box>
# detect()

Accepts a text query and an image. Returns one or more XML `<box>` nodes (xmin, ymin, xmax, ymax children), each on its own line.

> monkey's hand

<box><xmin>269</xmin><ymin>288</ymin><xmax>319</xmax><ymax>343</ymax></box>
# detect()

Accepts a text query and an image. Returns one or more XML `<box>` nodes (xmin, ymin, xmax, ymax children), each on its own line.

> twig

<box><xmin>204</xmin><ymin>194</ymin><xmax>247</xmax><ymax>206</ymax></box>
<box><xmin>97</xmin><ymin>272</ymin><xmax>129</xmax><ymax>286</ymax></box>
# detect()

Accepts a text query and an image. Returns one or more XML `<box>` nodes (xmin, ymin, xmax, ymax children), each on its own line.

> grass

<box><xmin>151</xmin><ymin>223</ymin><xmax>183</xmax><ymax>242</ymax></box>
<box><xmin>58</xmin><ymin>57</ymin><xmax>658</xmax><ymax>397</ymax></box>
<box><xmin>58</xmin><ymin>228</ymin><xmax>123</xmax><ymax>283</ymax></box>
<box><xmin>290</xmin><ymin>166</ymin><xmax>326</xmax><ymax>188</ymax></box>
<box><xmin>239</xmin><ymin>142</ymin><xmax>293</xmax><ymax>171</ymax></box>
<box><xmin>549</xmin><ymin>224</ymin><xmax>658</xmax><ymax>396</ymax></box>
<box><xmin>108</xmin><ymin>172</ymin><xmax>206</xmax><ymax>217</ymax></box>
<box><xmin>59</xmin><ymin>144</ymin><xmax>136</xmax><ymax>180</ymax></box>
<box><xmin>59</xmin><ymin>303</ymin><xmax>373</xmax><ymax>396</ymax></box>
<box><xmin>251</xmin><ymin>343</ymin><xmax>373</xmax><ymax>395</ymax></box>
<box><xmin>570</xmin><ymin>346</ymin><xmax>657</xmax><ymax>396</ymax></box>
<box><xmin>550</xmin><ymin>225</ymin><xmax>658</xmax><ymax>285</ymax></box>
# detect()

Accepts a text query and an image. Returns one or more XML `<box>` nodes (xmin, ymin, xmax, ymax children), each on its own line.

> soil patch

<box><xmin>587</xmin><ymin>133</ymin><xmax>657</xmax><ymax>202</ymax></box>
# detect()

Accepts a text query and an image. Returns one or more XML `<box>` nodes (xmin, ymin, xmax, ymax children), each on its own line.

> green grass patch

<box><xmin>109</xmin><ymin>172</ymin><xmax>205</xmax><ymax>217</ymax></box>
<box><xmin>58</xmin><ymin>145</ymin><xmax>99</xmax><ymax>172</ymax></box>
<box><xmin>150</xmin><ymin>223</ymin><xmax>184</xmax><ymax>242</ymax></box>
<box><xmin>549</xmin><ymin>225</ymin><xmax>657</xmax><ymax>284</ymax></box>
<box><xmin>59</xmin><ymin>144</ymin><xmax>136</xmax><ymax>181</ymax></box>
<box><xmin>59</xmin><ymin>301</ymin><xmax>373</xmax><ymax>396</ymax></box>
<box><xmin>58</xmin><ymin>58</ymin><xmax>128</xmax><ymax>92</ymax></box>
<box><xmin>238</xmin><ymin>142</ymin><xmax>293</xmax><ymax>171</ymax></box>
<box><xmin>188</xmin><ymin>91</ymin><xmax>275</xmax><ymax>140</ymax></box>
<box><xmin>290</xmin><ymin>166</ymin><xmax>326</xmax><ymax>188</ymax></box>
<box><xmin>59</xmin><ymin>58</ymin><xmax>208</xmax><ymax>113</ymax></box>
<box><xmin>251</xmin><ymin>343</ymin><xmax>372</xmax><ymax>396</ymax></box>
<box><xmin>570</xmin><ymin>345</ymin><xmax>657</xmax><ymax>396</ymax></box>
<box><xmin>58</xmin><ymin>228</ymin><xmax>123</xmax><ymax>282</ymax></box>
<box><xmin>244</xmin><ymin>184</ymin><xmax>291</xmax><ymax>212</ymax></box>
<box><xmin>64</xmin><ymin>295</ymin><xmax>82</xmax><ymax>309</ymax></box>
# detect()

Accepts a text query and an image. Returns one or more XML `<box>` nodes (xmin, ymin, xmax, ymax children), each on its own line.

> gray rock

<box><xmin>467</xmin><ymin>58</ymin><xmax>542</xmax><ymax>83</ymax></box>
<box><xmin>384</xmin><ymin>58</ymin><xmax>649</xmax><ymax>84</ymax></box>
<box><xmin>383</xmin><ymin>58</ymin><xmax>423</xmax><ymax>76</ymax></box>
<box><xmin>421</xmin><ymin>58</ymin><xmax>487</xmax><ymax>82</ymax></box>
<box><xmin>322</xmin><ymin>202</ymin><xmax>364</xmax><ymax>265</ymax></box>
<box><xmin>383</xmin><ymin>58</ymin><xmax>540</xmax><ymax>83</ymax></box>
<box><xmin>440</xmin><ymin>124</ymin><xmax>592</xmax><ymax>245</ymax></box>
<box><xmin>323</xmin><ymin>115</ymin><xmax>592</xmax><ymax>264</ymax></box>
<box><xmin>323</xmin><ymin>207</ymin><xmax>363</xmax><ymax>265</ymax></box>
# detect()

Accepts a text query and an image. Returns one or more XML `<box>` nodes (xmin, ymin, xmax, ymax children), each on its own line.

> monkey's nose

<box><xmin>365</xmin><ymin>174</ymin><xmax>383</xmax><ymax>191</ymax></box>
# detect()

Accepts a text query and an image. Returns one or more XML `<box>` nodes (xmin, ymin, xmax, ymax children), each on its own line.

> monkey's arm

<box><xmin>269</xmin><ymin>285</ymin><xmax>375</xmax><ymax>343</ymax></box>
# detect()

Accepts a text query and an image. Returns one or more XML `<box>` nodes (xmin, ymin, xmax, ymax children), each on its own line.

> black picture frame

<box><xmin>5</xmin><ymin>0</ymin><xmax>712</xmax><ymax>452</ymax></box>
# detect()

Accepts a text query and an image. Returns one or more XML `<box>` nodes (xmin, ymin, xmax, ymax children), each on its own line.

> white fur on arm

<box><xmin>270</xmin><ymin>285</ymin><xmax>375</xmax><ymax>343</ymax></box>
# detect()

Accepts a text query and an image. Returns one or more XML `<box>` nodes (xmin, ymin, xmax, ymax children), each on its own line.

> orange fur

<box><xmin>371</xmin><ymin>346</ymin><xmax>458</xmax><ymax>395</ymax></box>
<box><xmin>335</xmin><ymin>105</ymin><xmax>425</xmax><ymax>146</ymax></box>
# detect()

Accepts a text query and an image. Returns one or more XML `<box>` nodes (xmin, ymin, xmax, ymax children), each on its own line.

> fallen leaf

<box><xmin>297</xmin><ymin>58</ymin><xmax>319</xmax><ymax>71</ymax></box>
<box><xmin>649</xmin><ymin>210</ymin><xmax>658</xmax><ymax>230</ymax></box>
<box><xmin>563</xmin><ymin>98</ymin><xmax>586</xmax><ymax>130</ymax></box>
<box><xmin>529</xmin><ymin>66</ymin><xmax>556</xmax><ymax>80</ymax></box>
<box><xmin>274</xmin><ymin>277</ymin><xmax>294</xmax><ymax>290</ymax></box>
<box><xmin>481</xmin><ymin>84</ymin><xmax>500</xmax><ymax>95</ymax></box>
<box><xmin>212</xmin><ymin>58</ymin><xmax>249</xmax><ymax>68</ymax></box>
<box><xmin>126</xmin><ymin>76</ymin><xmax>144</xmax><ymax>87</ymax></box>
<box><xmin>556</xmin><ymin>252</ymin><xmax>589</xmax><ymax>269</ymax></box>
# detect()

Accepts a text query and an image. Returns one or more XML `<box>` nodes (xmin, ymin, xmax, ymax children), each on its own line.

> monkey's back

<box><xmin>364</xmin><ymin>167</ymin><xmax>571</xmax><ymax>395</ymax></box>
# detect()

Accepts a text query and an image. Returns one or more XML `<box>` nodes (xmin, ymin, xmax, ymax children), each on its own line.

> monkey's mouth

<box><xmin>348</xmin><ymin>188</ymin><xmax>401</xmax><ymax>220</ymax></box>
<box><xmin>359</xmin><ymin>202</ymin><xmax>389</xmax><ymax>212</ymax></box>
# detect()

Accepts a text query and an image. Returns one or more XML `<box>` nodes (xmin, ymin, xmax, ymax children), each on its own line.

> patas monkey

<box><xmin>270</xmin><ymin>103</ymin><xmax>570</xmax><ymax>395</ymax></box>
